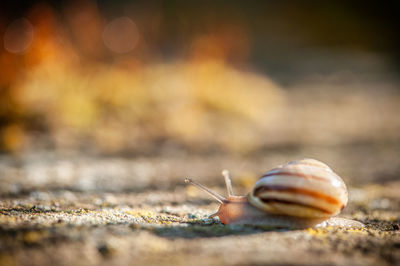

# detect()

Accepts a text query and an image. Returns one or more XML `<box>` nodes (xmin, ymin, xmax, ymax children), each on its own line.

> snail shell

<box><xmin>249</xmin><ymin>159</ymin><xmax>348</xmax><ymax>218</ymax></box>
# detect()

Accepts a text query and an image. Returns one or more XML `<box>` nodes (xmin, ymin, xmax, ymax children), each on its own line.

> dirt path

<box><xmin>1</xmin><ymin>150</ymin><xmax>399</xmax><ymax>265</ymax></box>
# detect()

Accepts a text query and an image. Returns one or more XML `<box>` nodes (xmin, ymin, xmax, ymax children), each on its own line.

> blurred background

<box><xmin>1</xmin><ymin>0</ymin><xmax>400</xmax><ymax>156</ymax></box>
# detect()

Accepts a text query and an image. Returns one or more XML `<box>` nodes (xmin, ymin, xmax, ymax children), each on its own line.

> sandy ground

<box><xmin>0</xmin><ymin>145</ymin><xmax>399</xmax><ymax>266</ymax></box>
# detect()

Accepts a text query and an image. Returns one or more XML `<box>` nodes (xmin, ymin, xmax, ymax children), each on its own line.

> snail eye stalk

<box><xmin>222</xmin><ymin>170</ymin><xmax>234</xmax><ymax>197</ymax></box>
<box><xmin>185</xmin><ymin>178</ymin><xmax>227</xmax><ymax>204</ymax></box>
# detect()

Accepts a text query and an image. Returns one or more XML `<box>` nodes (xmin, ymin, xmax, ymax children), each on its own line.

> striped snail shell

<box><xmin>249</xmin><ymin>159</ymin><xmax>348</xmax><ymax>218</ymax></box>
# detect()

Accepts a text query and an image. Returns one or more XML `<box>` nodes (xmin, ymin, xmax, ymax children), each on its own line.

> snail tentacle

<box><xmin>222</xmin><ymin>170</ymin><xmax>234</xmax><ymax>196</ymax></box>
<box><xmin>185</xmin><ymin>178</ymin><xmax>227</xmax><ymax>203</ymax></box>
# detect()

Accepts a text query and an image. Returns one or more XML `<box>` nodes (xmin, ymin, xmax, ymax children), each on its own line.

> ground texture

<box><xmin>0</xmin><ymin>145</ymin><xmax>399</xmax><ymax>266</ymax></box>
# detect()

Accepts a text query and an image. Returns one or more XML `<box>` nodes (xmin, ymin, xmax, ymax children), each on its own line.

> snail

<box><xmin>185</xmin><ymin>158</ymin><xmax>364</xmax><ymax>229</ymax></box>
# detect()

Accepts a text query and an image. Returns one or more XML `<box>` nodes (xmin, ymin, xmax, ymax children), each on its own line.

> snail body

<box><xmin>185</xmin><ymin>159</ymin><xmax>364</xmax><ymax>229</ymax></box>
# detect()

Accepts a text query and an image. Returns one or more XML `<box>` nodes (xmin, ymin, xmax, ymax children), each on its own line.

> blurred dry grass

<box><xmin>1</xmin><ymin>1</ymin><xmax>400</xmax><ymax>154</ymax></box>
<box><xmin>0</xmin><ymin>2</ymin><xmax>284</xmax><ymax>153</ymax></box>
<box><xmin>11</xmin><ymin>59</ymin><xmax>284</xmax><ymax>153</ymax></box>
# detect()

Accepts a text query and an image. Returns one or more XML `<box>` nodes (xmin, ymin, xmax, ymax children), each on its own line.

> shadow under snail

<box><xmin>185</xmin><ymin>158</ymin><xmax>364</xmax><ymax>229</ymax></box>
